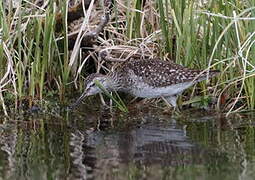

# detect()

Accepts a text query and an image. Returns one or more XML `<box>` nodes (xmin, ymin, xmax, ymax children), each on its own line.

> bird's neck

<box><xmin>106</xmin><ymin>72</ymin><xmax>122</xmax><ymax>91</ymax></box>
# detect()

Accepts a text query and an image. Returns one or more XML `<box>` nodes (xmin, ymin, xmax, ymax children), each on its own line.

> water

<box><xmin>0</xmin><ymin>105</ymin><xmax>255</xmax><ymax>180</ymax></box>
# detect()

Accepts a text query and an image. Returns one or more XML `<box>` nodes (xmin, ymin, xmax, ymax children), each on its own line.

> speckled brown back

<box><xmin>117</xmin><ymin>59</ymin><xmax>219</xmax><ymax>88</ymax></box>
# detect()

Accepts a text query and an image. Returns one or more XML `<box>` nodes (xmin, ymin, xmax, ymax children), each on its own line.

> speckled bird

<box><xmin>70</xmin><ymin>58</ymin><xmax>219</xmax><ymax>109</ymax></box>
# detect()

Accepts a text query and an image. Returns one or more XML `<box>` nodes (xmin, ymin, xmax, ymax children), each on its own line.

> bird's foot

<box><xmin>172</xmin><ymin>106</ymin><xmax>181</xmax><ymax>117</ymax></box>
<box><xmin>163</xmin><ymin>105</ymin><xmax>182</xmax><ymax>117</ymax></box>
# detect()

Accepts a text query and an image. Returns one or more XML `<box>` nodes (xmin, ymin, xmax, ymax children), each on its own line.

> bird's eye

<box><xmin>87</xmin><ymin>82</ymin><xmax>95</xmax><ymax>89</ymax></box>
<box><xmin>86</xmin><ymin>82</ymin><xmax>95</xmax><ymax>89</ymax></box>
<box><xmin>92</xmin><ymin>81</ymin><xmax>97</xmax><ymax>87</ymax></box>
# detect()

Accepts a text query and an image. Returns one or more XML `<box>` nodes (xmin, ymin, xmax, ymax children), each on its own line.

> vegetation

<box><xmin>0</xmin><ymin>0</ymin><xmax>255</xmax><ymax>116</ymax></box>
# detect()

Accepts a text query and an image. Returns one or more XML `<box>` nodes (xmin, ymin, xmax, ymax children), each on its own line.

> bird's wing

<box><xmin>124</xmin><ymin>59</ymin><xmax>201</xmax><ymax>87</ymax></box>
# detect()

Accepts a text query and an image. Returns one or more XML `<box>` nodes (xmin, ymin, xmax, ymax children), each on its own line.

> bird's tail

<box><xmin>194</xmin><ymin>69</ymin><xmax>220</xmax><ymax>83</ymax></box>
<box><xmin>207</xmin><ymin>70</ymin><xmax>220</xmax><ymax>78</ymax></box>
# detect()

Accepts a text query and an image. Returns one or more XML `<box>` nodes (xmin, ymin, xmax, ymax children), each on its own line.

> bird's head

<box><xmin>68</xmin><ymin>73</ymin><xmax>110</xmax><ymax>110</ymax></box>
<box><xmin>84</xmin><ymin>73</ymin><xmax>109</xmax><ymax>96</ymax></box>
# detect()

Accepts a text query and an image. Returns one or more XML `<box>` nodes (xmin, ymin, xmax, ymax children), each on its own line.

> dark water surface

<box><xmin>0</xmin><ymin>105</ymin><xmax>255</xmax><ymax>180</ymax></box>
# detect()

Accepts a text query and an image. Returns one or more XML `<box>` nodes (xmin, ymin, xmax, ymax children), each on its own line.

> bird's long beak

<box><xmin>68</xmin><ymin>91</ymin><xmax>87</xmax><ymax>110</ymax></box>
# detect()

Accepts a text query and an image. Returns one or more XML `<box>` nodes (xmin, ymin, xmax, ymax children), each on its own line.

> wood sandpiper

<box><xmin>70</xmin><ymin>58</ymin><xmax>219</xmax><ymax>109</ymax></box>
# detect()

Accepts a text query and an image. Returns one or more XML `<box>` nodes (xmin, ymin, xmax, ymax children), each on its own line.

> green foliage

<box><xmin>125</xmin><ymin>0</ymin><xmax>144</xmax><ymax>39</ymax></box>
<box><xmin>94</xmin><ymin>80</ymin><xmax>128</xmax><ymax>113</ymax></box>
<box><xmin>155</xmin><ymin>0</ymin><xmax>255</xmax><ymax>114</ymax></box>
<box><xmin>0</xmin><ymin>0</ymin><xmax>255</xmax><ymax>115</ymax></box>
<box><xmin>0</xmin><ymin>1</ymin><xmax>70</xmax><ymax>108</ymax></box>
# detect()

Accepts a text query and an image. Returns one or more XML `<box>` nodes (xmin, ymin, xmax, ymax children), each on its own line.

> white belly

<box><xmin>129</xmin><ymin>81</ymin><xmax>193</xmax><ymax>98</ymax></box>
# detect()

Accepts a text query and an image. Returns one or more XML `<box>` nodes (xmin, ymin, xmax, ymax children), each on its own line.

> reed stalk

<box><xmin>0</xmin><ymin>0</ymin><xmax>254</xmax><ymax>114</ymax></box>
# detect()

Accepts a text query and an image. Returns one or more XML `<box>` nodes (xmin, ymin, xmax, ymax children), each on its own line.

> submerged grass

<box><xmin>0</xmin><ymin>0</ymin><xmax>254</xmax><ymax>116</ymax></box>
<box><xmin>94</xmin><ymin>80</ymin><xmax>128</xmax><ymax>112</ymax></box>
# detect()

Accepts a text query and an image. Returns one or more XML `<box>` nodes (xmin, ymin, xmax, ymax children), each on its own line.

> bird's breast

<box><xmin>129</xmin><ymin>81</ymin><xmax>194</xmax><ymax>98</ymax></box>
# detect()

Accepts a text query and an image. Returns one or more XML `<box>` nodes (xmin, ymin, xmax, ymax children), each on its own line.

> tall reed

<box><xmin>0</xmin><ymin>0</ymin><xmax>254</xmax><ymax>115</ymax></box>
<box><xmin>154</xmin><ymin>0</ymin><xmax>255</xmax><ymax>113</ymax></box>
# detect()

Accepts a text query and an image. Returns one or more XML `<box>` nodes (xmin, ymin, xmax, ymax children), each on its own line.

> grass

<box><xmin>94</xmin><ymin>79</ymin><xmax>128</xmax><ymax>112</ymax></box>
<box><xmin>0</xmin><ymin>0</ymin><xmax>255</xmax><ymax>116</ymax></box>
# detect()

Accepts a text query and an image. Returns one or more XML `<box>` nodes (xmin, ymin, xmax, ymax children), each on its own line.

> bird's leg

<box><xmin>99</xmin><ymin>93</ymin><xmax>106</xmax><ymax>106</ymax></box>
<box><xmin>163</xmin><ymin>95</ymin><xmax>177</xmax><ymax>108</ymax></box>
<box><xmin>162</xmin><ymin>95</ymin><xmax>181</xmax><ymax>113</ymax></box>
<box><xmin>99</xmin><ymin>92</ymin><xmax>113</xmax><ymax>114</ymax></box>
